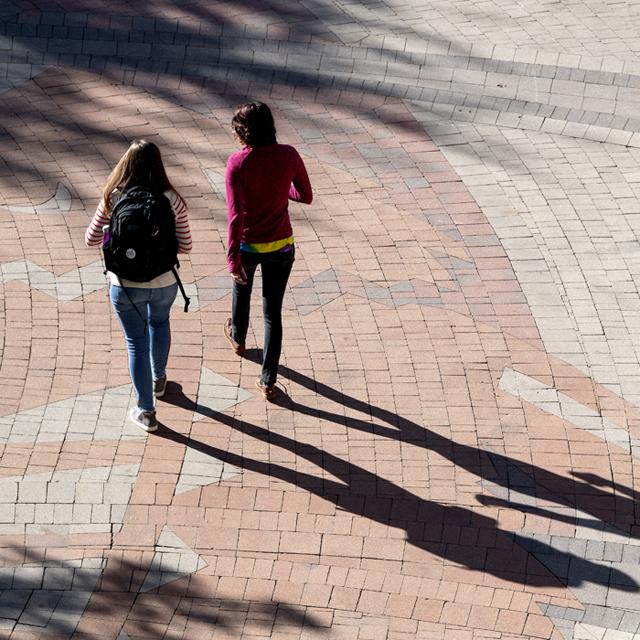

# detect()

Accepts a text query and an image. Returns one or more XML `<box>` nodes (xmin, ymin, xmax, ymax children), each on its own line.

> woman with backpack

<box><xmin>85</xmin><ymin>140</ymin><xmax>192</xmax><ymax>432</ymax></box>
<box><xmin>224</xmin><ymin>102</ymin><xmax>313</xmax><ymax>399</ymax></box>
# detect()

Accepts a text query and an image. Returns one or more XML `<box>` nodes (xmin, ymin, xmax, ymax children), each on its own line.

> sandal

<box><xmin>255</xmin><ymin>377</ymin><xmax>277</xmax><ymax>401</ymax></box>
<box><xmin>224</xmin><ymin>318</ymin><xmax>245</xmax><ymax>356</ymax></box>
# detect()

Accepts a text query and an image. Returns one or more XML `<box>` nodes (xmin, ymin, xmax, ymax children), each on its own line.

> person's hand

<box><xmin>231</xmin><ymin>267</ymin><xmax>247</xmax><ymax>285</ymax></box>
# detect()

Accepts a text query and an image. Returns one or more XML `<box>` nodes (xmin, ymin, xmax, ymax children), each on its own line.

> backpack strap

<box><xmin>172</xmin><ymin>266</ymin><xmax>191</xmax><ymax>312</ymax></box>
<box><xmin>118</xmin><ymin>278</ymin><xmax>149</xmax><ymax>334</ymax></box>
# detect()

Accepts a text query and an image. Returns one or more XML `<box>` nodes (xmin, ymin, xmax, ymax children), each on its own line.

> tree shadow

<box><xmin>158</xmin><ymin>383</ymin><xmax>639</xmax><ymax>593</ymax></box>
<box><xmin>0</xmin><ymin>69</ymin><xmax>154</xmax><ymax>198</ymax></box>
<box><xmin>0</xmin><ymin>0</ymin><xmax>523</xmax><ymax>190</ymax></box>
<box><xmin>0</xmin><ymin>542</ymin><xmax>328</xmax><ymax>637</ymax></box>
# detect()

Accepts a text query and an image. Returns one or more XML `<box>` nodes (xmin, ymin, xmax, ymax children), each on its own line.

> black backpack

<box><xmin>104</xmin><ymin>187</ymin><xmax>178</xmax><ymax>282</ymax></box>
<box><xmin>103</xmin><ymin>187</ymin><xmax>190</xmax><ymax>311</ymax></box>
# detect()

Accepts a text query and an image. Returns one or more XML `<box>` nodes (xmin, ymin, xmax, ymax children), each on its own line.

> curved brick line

<box><xmin>5</xmin><ymin>182</ymin><xmax>72</xmax><ymax>215</ymax></box>
<box><xmin>1</xmin><ymin>36</ymin><xmax>636</xmax><ymax>640</ymax></box>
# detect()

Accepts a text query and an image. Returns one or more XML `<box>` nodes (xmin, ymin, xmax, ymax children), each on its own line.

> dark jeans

<box><xmin>231</xmin><ymin>246</ymin><xmax>295</xmax><ymax>386</ymax></box>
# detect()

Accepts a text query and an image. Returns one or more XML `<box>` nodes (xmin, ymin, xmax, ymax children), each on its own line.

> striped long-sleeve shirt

<box><xmin>85</xmin><ymin>189</ymin><xmax>192</xmax><ymax>288</ymax></box>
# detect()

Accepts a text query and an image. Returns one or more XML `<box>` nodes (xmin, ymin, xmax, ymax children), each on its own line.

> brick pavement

<box><xmin>0</xmin><ymin>1</ymin><xmax>640</xmax><ymax>639</ymax></box>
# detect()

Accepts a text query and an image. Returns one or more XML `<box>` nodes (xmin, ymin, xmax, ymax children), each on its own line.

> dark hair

<box><xmin>102</xmin><ymin>140</ymin><xmax>180</xmax><ymax>213</ymax></box>
<box><xmin>232</xmin><ymin>102</ymin><xmax>277</xmax><ymax>148</ymax></box>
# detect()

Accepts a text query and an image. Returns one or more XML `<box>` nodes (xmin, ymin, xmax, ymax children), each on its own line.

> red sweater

<box><xmin>225</xmin><ymin>143</ymin><xmax>313</xmax><ymax>273</ymax></box>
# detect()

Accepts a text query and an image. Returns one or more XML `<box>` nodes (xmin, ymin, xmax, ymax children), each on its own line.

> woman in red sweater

<box><xmin>224</xmin><ymin>102</ymin><xmax>313</xmax><ymax>399</ymax></box>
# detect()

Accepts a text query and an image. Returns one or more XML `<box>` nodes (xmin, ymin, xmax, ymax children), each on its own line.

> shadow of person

<box><xmin>476</xmin><ymin>493</ymin><xmax>629</xmax><ymax>536</ymax></box>
<box><xmin>571</xmin><ymin>471</ymin><xmax>639</xmax><ymax>501</ymax></box>
<box><xmin>234</xmin><ymin>362</ymin><xmax>638</xmax><ymax>538</ymax></box>
<box><xmin>158</xmin><ymin>384</ymin><xmax>638</xmax><ymax>593</ymax></box>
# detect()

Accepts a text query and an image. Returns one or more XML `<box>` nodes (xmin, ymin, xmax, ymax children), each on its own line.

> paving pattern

<box><xmin>0</xmin><ymin>1</ymin><xmax>640</xmax><ymax>638</ymax></box>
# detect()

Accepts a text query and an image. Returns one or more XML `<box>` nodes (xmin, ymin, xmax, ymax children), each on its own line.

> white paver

<box><xmin>0</xmin><ymin>384</ymin><xmax>141</xmax><ymax>446</ymax></box>
<box><xmin>0</xmin><ymin>259</ymin><xmax>106</xmax><ymax>302</ymax></box>
<box><xmin>499</xmin><ymin>368</ymin><xmax>639</xmax><ymax>456</ymax></box>
<box><xmin>139</xmin><ymin>527</ymin><xmax>207</xmax><ymax>592</ymax></box>
<box><xmin>412</xmin><ymin>108</ymin><xmax>640</xmax><ymax>406</ymax></box>
<box><xmin>6</xmin><ymin>183</ymin><xmax>72</xmax><ymax>215</ymax></box>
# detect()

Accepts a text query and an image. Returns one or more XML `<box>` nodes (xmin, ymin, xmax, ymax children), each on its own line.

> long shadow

<box><xmin>572</xmin><ymin>471</ymin><xmax>639</xmax><ymax>501</ymax></box>
<box><xmin>477</xmin><ymin>495</ymin><xmax>633</xmax><ymax>535</ymax></box>
<box><xmin>234</xmin><ymin>355</ymin><xmax>638</xmax><ymax>537</ymax></box>
<box><xmin>160</xmin><ymin>384</ymin><xmax>638</xmax><ymax>592</ymax></box>
<box><xmin>2</xmin><ymin>0</ymin><xmax>636</xmax><ymax>544</ymax></box>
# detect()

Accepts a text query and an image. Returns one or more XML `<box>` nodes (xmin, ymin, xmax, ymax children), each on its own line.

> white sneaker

<box><xmin>129</xmin><ymin>407</ymin><xmax>158</xmax><ymax>432</ymax></box>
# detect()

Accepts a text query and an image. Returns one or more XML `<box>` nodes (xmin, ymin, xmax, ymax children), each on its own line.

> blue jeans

<box><xmin>110</xmin><ymin>283</ymin><xmax>178</xmax><ymax>411</ymax></box>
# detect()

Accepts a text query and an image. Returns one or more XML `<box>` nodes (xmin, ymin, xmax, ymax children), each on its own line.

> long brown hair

<box><xmin>102</xmin><ymin>140</ymin><xmax>181</xmax><ymax>213</ymax></box>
